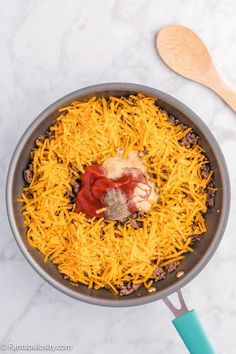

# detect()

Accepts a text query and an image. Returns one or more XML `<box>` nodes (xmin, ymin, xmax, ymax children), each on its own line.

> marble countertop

<box><xmin>1</xmin><ymin>1</ymin><xmax>236</xmax><ymax>353</ymax></box>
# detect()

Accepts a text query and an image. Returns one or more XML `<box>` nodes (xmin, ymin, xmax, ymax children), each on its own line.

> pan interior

<box><xmin>8</xmin><ymin>84</ymin><xmax>229</xmax><ymax>306</ymax></box>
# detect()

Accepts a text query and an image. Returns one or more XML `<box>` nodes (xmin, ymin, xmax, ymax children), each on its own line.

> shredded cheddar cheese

<box><xmin>20</xmin><ymin>94</ymin><xmax>212</xmax><ymax>293</ymax></box>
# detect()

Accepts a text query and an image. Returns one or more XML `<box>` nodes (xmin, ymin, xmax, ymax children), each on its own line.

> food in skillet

<box><xmin>20</xmin><ymin>94</ymin><xmax>216</xmax><ymax>295</ymax></box>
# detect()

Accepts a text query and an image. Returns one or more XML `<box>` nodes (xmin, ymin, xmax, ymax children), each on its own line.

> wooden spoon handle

<box><xmin>207</xmin><ymin>76</ymin><xmax>236</xmax><ymax>112</ymax></box>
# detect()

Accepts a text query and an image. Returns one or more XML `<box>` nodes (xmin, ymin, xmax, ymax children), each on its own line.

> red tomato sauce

<box><xmin>75</xmin><ymin>165</ymin><xmax>149</xmax><ymax>218</ymax></box>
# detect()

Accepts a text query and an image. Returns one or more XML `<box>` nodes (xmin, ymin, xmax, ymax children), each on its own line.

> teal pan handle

<box><xmin>173</xmin><ymin>310</ymin><xmax>215</xmax><ymax>354</ymax></box>
<box><xmin>163</xmin><ymin>291</ymin><xmax>215</xmax><ymax>354</ymax></box>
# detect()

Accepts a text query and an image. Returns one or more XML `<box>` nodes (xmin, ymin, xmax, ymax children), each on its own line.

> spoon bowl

<box><xmin>156</xmin><ymin>24</ymin><xmax>236</xmax><ymax>112</ymax></box>
<box><xmin>157</xmin><ymin>25</ymin><xmax>212</xmax><ymax>82</ymax></box>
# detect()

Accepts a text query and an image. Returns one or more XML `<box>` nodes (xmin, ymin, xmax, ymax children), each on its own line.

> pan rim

<box><xmin>6</xmin><ymin>82</ymin><xmax>231</xmax><ymax>307</ymax></box>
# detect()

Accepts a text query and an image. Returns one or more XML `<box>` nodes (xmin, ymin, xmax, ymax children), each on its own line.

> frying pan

<box><xmin>6</xmin><ymin>83</ymin><xmax>230</xmax><ymax>354</ymax></box>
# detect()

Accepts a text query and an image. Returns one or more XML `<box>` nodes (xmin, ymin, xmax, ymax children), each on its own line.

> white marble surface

<box><xmin>1</xmin><ymin>0</ymin><xmax>236</xmax><ymax>353</ymax></box>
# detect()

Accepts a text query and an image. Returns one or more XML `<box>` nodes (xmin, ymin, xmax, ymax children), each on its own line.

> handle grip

<box><xmin>173</xmin><ymin>309</ymin><xmax>215</xmax><ymax>354</ymax></box>
<box><xmin>209</xmin><ymin>76</ymin><xmax>236</xmax><ymax>113</ymax></box>
<box><xmin>202</xmin><ymin>66</ymin><xmax>236</xmax><ymax>112</ymax></box>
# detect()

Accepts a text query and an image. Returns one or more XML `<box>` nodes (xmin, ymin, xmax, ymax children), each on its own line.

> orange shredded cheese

<box><xmin>20</xmin><ymin>94</ymin><xmax>213</xmax><ymax>293</ymax></box>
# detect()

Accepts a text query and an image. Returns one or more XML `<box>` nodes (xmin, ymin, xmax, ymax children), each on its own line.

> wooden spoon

<box><xmin>156</xmin><ymin>24</ymin><xmax>236</xmax><ymax>112</ymax></box>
